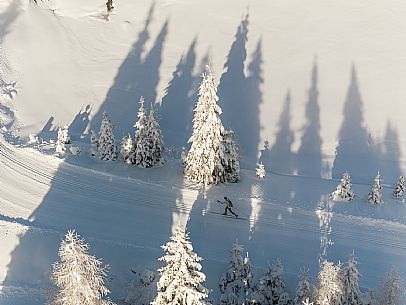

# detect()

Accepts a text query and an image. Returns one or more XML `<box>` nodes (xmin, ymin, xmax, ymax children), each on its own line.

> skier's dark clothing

<box><xmin>218</xmin><ymin>197</ymin><xmax>238</xmax><ymax>218</ymax></box>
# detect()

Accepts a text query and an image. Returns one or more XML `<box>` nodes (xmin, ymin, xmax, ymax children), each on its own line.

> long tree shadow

<box><xmin>296</xmin><ymin>60</ymin><xmax>323</xmax><ymax>178</ymax></box>
<box><xmin>159</xmin><ymin>39</ymin><xmax>197</xmax><ymax>150</ymax></box>
<box><xmin>68</xmin><ymin>105</ymin><xmax>91</xmax><ymax>141</ymax></box>
<box><xmin>4</xmin><ymin>152</ymin><xmax>180</xmax><ymax>301</ymax></box>
<box><xmin>89</xmin><ymin>3</ymin><xmax>169</xmax><ymax>138</ymax></box>
<box><xmin>218</xmin><ymin>14</ymin><xmax>261</xmax><ymax>168</ymax></box>
<box><xmin>268</xmin><ymin>91</ymin><xmax>295</xmax><ymax>175</ymax></box>
<box><xmin>377</xmin><ymin>121</ymin><xmax>402</xmax><ymax>183</ymax></box>
<box><xmin>332</xmin><ymin>65</ymin><xmax>377</xmax><ymax>183</ymax></box>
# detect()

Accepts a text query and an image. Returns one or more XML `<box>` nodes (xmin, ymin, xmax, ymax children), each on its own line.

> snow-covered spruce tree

<box><xmin>151</xmin><ymin>226</ymin><xmax>209</xmax><ymax>305</ymax></box>
<box><xmin>315</xmin><ymin>261</ymin><xmax>343</xmax><ymax>305</ymax></box>
<box><xmin>49</xmin><ymin>230</ymin><xmax>114</xmax><ymax>305</ymax></box>
<box><xmin>98</xmin><ymin>112</ymin><xmax>118</xmax><ymax>161</ymax></box>
<box><xmin>256</xmin><ymin>163</ymin><xmax>266</xmax><ymax>179</ymax></box>
<box><xmin>294</xmin><ymin>268</ymin><xmax>312</xmax><ymax>305</ymax></box>
<box><xmin>120</xmin><ymin>134</ymin><xmax>133</xmax><ymax>164</ymax></box>
<box><xmin>220</xmin><ymin>242</ymin><xmax>252</xmax><ymax>305</ymax></box>
<box><xmin>340</xmin><ymin>253</ymin><xmax>362</xmax><ymax>305</ymax></box>
<box><xmin>377</xmin><ymin>266</ymin><xmax>404</xmax><ymax>305</ymax></box>
<box><xmin>184</xmin><ymin>65</ymin><xmax>227</xmax><ymax>185</ymax></box>
<box><xmin>90</xmin><ymin>130</ymin><xmax>99</xmax><ymax>157</ymax></box>
<box><xmin>368</xmin><ymin>172</ymin><xmax>383</xmax><ymax>204</ymax></box>
<box><xmin>222</xmin><ymin>130</ymin><xmax>240</xmax><ymax>183</ymax></box>
<box><xmin>247</xmin><ymin>260</ymin><xmax>292</xmax><ymax>305</ymax></box>
<box><xmin>146</xmin><ymin>104</ymin><xmax>165</xmax><ymax>167</ymax></box>
<box><xmin>331</xmin><ymin>172</ymin><xmax>354</xmax><ymax>201</ymax></box>
<box><xmin>132</xmin><ymin>102</ymin><xmax>164</xmax><ymax>168</ymax></box>
<box><xmin>131</xmin><ymin>96</ymin><xmax>149</xmax><ymax>166</ymax></box>
<box><xmin>125</xmin><ymin>269</ymin><xmax>157</xmax><ymax>305</ymax></box>
<box><xmin>393</xmin><ymin>175</ymin><xmax>405</xmax><ymax>198</ymax></box>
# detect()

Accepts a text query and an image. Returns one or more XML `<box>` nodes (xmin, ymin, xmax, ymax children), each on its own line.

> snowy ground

<box><xmin>1</xmin><ymin>0</ymin><xmax>406</xmax><ymax>304</ymax></box>
<box><xmin>0</xmin><ymin>136</ymin><xmax>405</xmax><ymax>304</ymax></box>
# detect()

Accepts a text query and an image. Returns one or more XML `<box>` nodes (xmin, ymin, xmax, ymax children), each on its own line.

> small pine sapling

<box><xmin>98</xmin><ymin>112</ymin><xmax>118</xmax><ymax>161</ymax></box>
<box><xmin>341</xmin><ymin>252</ymin><xmax>362</xmax><ymax>305</ymax></box>
<box><xmin>120</xmin><ymin>134</ymin><xmax>133</xmax><ymax>164</ymax></box>
<box><xmin>331</xmin><ymin>171</ymin><xmax>354</xmax><ymax>201</ymax></box>
<box><xmin>90</xmin><ymin>130</ymin><xmax>99</xmax><ymax>157</ymax></box>
<box><xmin>393</xmin><ymin>175</ymin><xmax>404</xmax><ymax>198</ymax></box>
<box><xmin>256</xmin><ymin>163</ymin><xmax>266</xmax><ymax>179</ymax></box>
<box><xmin>368</xmin><ymin>172</ymin><xmax>383</xmax><ymax>204</ymax></box>
<box><xmin>294</xmin><ymin>268</ymin><xmax>312</xmax><ymax>305</ymax></box>
<box><xmin>55</xmin><ymin>125</ymin><xmax>71</xmax><ymax>155</ymax></box>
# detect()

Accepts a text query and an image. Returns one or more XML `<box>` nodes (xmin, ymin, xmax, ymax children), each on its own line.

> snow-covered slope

<box><xmin>1</xmin><ymin>0</ymin><xmax>406</xmax><ymax>304</ymax></box>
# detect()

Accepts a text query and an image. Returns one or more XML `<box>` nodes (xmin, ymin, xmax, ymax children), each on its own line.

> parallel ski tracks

<box><xmin>0</xmin><ymin>141</ymin><xmax>405</xmax><ymax>251</ymax></box>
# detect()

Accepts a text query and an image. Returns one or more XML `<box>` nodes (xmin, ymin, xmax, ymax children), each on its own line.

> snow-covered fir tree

<box><xmin>220</xmin><ymin>242</ymin><xmax>253</xmax><ymax>305</ymax></box>
<box><xmin>331</xmin><ymin>172</ymin><xmax>354</xmax><ymax>201</ymax></box>
<box><xmin>222</xmin><ymin>130</ymin><xmax>240</xmax><ymax>183</ymax></box>
<box><xmin>132</xmin><ymin>102</ymin><xmax>164</xmax><ymax>168</ymax></box>
<box><xmin>248</xmin><ymin>260</ymin><xmax>292</xmax><ymax>305</ymax></box>
<box><xmin>184</xmin><ymin>65</ymin><xmax>227</xmax><ymax>185</ymax></box>
<box><xmin>393</xmin><ymin>175</ymin><xmax>405</xmax><ymax>198</ymax></box>
<box><xmin>256</xmin><ymin>163</ymin><xmax>266</xmax><ymax>179</ymax></box>
<box><xmin>377</xmin><ymin>266</ymin><xmax>404</xmax><ymax>305</ymax></box>
<box><xmin>120</xmin><ymin>134</ymin><xmax>133</xmax><ymax>164</ymax></box>
<box><xmin>125</xmin><ymin>269</ymin><xmax>157</xmax><ymax>305</ymax></box>
<box><xmin>368</xmin><ymin>172</ymin><xmax>383</xmax><ymax>204</ymax></box>
<box><xmin>55</xmin><ymin>125</ymin><xmax>71</xmax><ymax>154</ymax></box>
<box><xmin>146</xmin><ymin>104</ymin><xmax>165</xmax><ymax>167</ymax></box>
<box><xmin>315</xmin><ymin>261</ymin><xmax>343</xmax><ymax>305</ymax></box>
<box><xmin>50</xmin><ymin>230</ymin><xmax>114</xmax><ymax>305</ymax></box>
<box><xmin>340</xmin><ymin>253</ymin><xmax>362</xmax><ymax>305</ymax></box>
<box><xmin>98</xmin><ymin>112</ymin><xmax>118</xmax><ymax>161</ymax></box>
<box><xmin>151</xmin><ymin>226</ymin><xmax>209</xmax><ymax>305</ymax></box>
<box><xmin>294</xmin><ymin>268</ymin><xmax>312</xmax><ymax>305</ymax></box>
<box><xmin>90</xmin><ymin>130</ymin><xmax>99</xmax><ymax>157</ymax></box>
<box><xmin>131</xmin><ymin>96</ymin><xmax>149</xmax><ymax>166</ymax></box>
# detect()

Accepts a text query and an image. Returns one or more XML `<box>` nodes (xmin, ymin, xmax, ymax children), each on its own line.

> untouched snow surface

<box><xmin>0</xmin><ymin>0</ymin><xmax>406</xmax><ymax>304</ymax></box>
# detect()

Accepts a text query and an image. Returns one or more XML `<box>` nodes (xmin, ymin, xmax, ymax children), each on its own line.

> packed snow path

<box><xmin>0</xmin><ymin>138</ymin><xmax>405</xmax><ymax>304</ymax></box>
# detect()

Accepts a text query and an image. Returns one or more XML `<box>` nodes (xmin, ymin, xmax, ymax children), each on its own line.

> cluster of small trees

<box><xmin>331</xmin><ymin>172</ymin><xmax>405</xmax><ymax>204</ymax></box>
<box><xmin>49</xmin><ymin>229</ymin><xmax>405</xmax><ymax>305</ymax></box>
<box><xmin>90</xmin><ymin>99</ymin><xmax>164</xmax><ymax>168</ymax></box>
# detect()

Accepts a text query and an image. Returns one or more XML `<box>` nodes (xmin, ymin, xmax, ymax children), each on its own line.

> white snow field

<box><xmin>1</xmin><ymin>0</ymin><xmax>406</xmax><ymax>304</ymax></box>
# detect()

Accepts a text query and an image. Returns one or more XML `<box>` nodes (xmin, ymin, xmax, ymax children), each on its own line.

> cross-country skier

<box><xmin>217</xmin><ymin>196</ymin><xmax>238</xmax><ymax>218</ymax></box>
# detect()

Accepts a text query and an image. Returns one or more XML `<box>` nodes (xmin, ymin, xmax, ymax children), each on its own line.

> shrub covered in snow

<box><xmin>368</xmin><ymin>172</ymin><xmax>383</xmax><ymax>204</ymax></box>
<box><xmin>256</xmin><ymin>163</ymin><xmax>266</xmax><ymax>179</ymax></box>
<box><xmin>331</xmin><ymin>171</ymin><xmax>354</xmax><ymax>201</ymax></box>
<box><xmin>393</xmin><ymin>175</ymin><xmax>404</xmax><ymax>198</ymax></box>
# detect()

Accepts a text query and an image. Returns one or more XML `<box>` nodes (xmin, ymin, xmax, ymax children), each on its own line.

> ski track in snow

<box><xmin>0</xmin><ymin>136</ymin><xmax>406</xmax><ymax>304</ymax></box>
<box><xmin>0</xmin><ymin>138</ymin><xmax>405</xmax><ymax>251</ymax></box>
